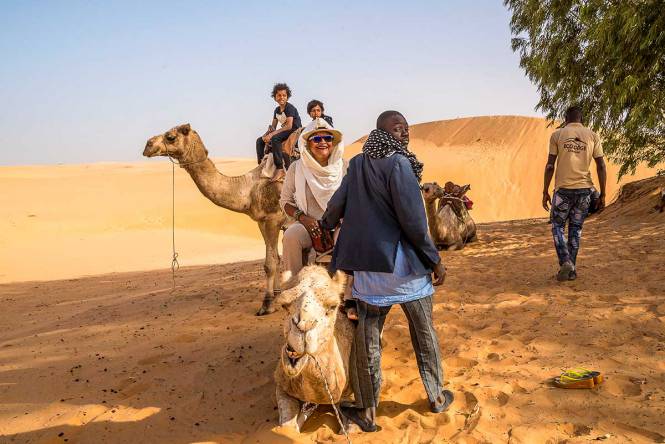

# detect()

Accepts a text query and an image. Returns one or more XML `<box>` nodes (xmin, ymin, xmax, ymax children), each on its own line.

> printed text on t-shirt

<box><xmin>562</xmin><ymin>137</ymin><xmax>588</xmax><ymax>154</ymax></box>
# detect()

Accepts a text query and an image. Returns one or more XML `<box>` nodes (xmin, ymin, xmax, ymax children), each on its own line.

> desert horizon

<box><xmin>1</xmin><ymin>115</ymin><xmax>656</xmax><ymax>284</ymax></box>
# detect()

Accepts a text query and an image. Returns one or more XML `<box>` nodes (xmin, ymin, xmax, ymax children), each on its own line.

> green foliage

<box><xmin>505</xmin><ymin>0</ymin><xmax>665</xmax><ymax>177</ymax></box>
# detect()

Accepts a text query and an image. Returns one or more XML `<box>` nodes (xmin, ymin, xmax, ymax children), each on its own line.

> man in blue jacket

<box><xmin>321</xmin><ymin>111</ymin><xmax>453</xmax><ymax>432</ymax></box>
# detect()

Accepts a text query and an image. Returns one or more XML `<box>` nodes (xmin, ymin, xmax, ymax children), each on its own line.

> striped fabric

<box><xmin>348</xmin><ymin>295</ymin><xmax>444</xmax><ymax>408</ymax></box>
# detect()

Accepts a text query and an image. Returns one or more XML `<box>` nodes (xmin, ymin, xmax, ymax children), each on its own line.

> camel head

<box><xmin>421</xmin><ymin>182</ymin><xmax>442</xmax><ymax>203</ymax></box>
<box><xmin>275</xmin><ymin>266</ymin><xmax>347</xmax><ymax>377</ymax></box>
<box><xmin>143</xmin><ymin>123</ymin><xmax>208</xmax><ymax>163</ymax></box>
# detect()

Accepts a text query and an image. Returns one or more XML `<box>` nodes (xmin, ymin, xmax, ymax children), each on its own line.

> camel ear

<box><xmin>331</xmin><ymin>270</ymin><xmax>347</xmax><ymax>301</ymax></box>
<box><xmin>274</xmin><ymin>271</ymin><xmax>299</xmax><ymax>309</ymax></box>
<box><xmin>178</xmin><ymin>124</ymin><xmax>191</xmax><ymax>135</ymax></box>
<box><xmin>274</xmin><ymin>288</ymin><xmax>299</xmax><ymax>310</ymax></box>
<box><xmin>281</xmin><ymin>271</ymin><xmax>295</xmax><ymax>289</ymax></box>
<box><xmin>461</xmin><ymin>184</ymin><xmax>471</xmax><ymax>195</ymax></box>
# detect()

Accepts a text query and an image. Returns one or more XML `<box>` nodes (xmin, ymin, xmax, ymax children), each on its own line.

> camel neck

<box><xmin>182</xmin><ymin>159</ymin><xmax>252</xmax><ymax>214</ymax></box>
<box><xmin>424</xmin><ymin>199</ymin><xmax>437</xmax><ymax>223</ymax></box>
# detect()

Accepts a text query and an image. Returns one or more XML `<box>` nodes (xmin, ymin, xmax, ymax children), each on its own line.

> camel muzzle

<box><xmin>283</xmin><ymin>344</ymin><xmax>308</xmax><ymax>375</ymax></box>
<box><xmin>286</xmin><ymin>344</ymin><xmax>302</xmax><ymax>366</ymax></box>
<box><xmin>143</xmin><ymin>139</ymin><xmax>161</xmax><ymax>157</ymax></box>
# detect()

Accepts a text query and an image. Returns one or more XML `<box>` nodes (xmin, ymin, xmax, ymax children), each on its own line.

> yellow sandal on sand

<box><xmin>563</xmin><ymin>368</ymin><xmax>604</xmax><ymax>385</ymax></box>
<box><xmin>553</xmin><ymin>373</ymin><xmax>595</xmax><ymax>389</ymax></box>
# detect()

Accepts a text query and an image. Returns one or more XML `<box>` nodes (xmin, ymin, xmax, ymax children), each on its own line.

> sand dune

<box><xmin>596</xmin><ymin>175</ymin><xmax>665</xmax><ymax>223</ymax></box>
<box><xmin>1</xmin><ymin>180</ymin><xmax>663</xmax><ymax>443</ymax></box>
<box><xmin>0</xmin><ymin>116</ymin><xmax>656</xmax><ymax>283</ymax></box>
<box><xmin>0</xmin><ymin>159</ymin><xmax>266</xmax><ymax>283</ymax></box>
<box><xmin>347</xmin><ymin>116</ymin><xmax>656</xmax><ymax>222</ymax></box>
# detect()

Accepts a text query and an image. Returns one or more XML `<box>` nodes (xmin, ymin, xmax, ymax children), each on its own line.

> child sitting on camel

<box><xmin>256</xmin><ymin>83</ymin><xmax>302</xmax><ymax>182</ymax></box>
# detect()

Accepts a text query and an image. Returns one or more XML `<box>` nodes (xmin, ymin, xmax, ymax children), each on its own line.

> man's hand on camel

<box><xmin>262</xmin><ymin>133</ymin><xmax>273</xmax><ymax>143</ymax></box>
<box><xmin>299</xmin><ymin>214</ymin><xmax>321</xmax><ymax>236</ymax></box>
<box><xmin>432</xmin><ymin>262</ymin><xmax>446</xmax><ymax>286</ymax></box>
<box><xmin>542</xmin><ymin>191</ymin><xmax>552</xmax><ymax>211</ymax></box>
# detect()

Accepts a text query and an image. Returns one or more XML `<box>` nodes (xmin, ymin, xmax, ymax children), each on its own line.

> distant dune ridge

<box><xmin>346</xmin><ymin>115</ymin><xmax>656</xmax><ymax>223</ymax></box>
<box><xmin>0</xmin><ymin>116</ymin><xmax>657</xmax><ymax>283</ymax></box>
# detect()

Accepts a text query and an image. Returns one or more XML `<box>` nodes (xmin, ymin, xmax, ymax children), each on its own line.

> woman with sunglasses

<box><xmin>279</xmin><ymin>119</ymin><xmax>346</xmax><ymax>278</ymax></box>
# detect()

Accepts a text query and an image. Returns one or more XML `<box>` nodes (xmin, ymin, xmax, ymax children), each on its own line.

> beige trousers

<box><xmin>282</xmin><ymin>223</ymin><xmax>355</xmax><ymax>301</ymax></box>
<box><xmin>282</xmin><ymin>222</ymin><xmax>313</xmax><ymax>277</ymax></box>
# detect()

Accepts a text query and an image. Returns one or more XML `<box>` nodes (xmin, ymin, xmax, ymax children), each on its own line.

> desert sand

<box><xmin>0</xmin><ymin>159</ymin><xmax>266</xmax><ymax>284</ymax></box>
<box><xmin>1</xmin><ymin>117</ymin><xmax>664</xmax><ymax>443</ymax></box>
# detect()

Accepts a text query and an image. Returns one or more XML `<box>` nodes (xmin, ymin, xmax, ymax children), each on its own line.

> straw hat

<box><xmin>300</xmin><ymin>119</ymin><xmax>343</xmax><ymax>147</ymax></box>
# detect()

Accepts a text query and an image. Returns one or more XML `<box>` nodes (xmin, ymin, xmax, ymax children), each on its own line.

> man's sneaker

<box><xmin>568</xmin><ymin>269</ymin><xmax>577</xmax><ymax>280</ymax></box>
<box><xmin>557</xmin><ymin>261</ymin><xmax>575</xmax><ymax>281</ymax></box>
<box><xmin>430</xmin><ymin>389</ymin><xmax>454</xmax><ymax>413</ymax></box>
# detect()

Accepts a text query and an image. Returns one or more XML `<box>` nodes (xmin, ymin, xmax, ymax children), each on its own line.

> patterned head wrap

<box><xmin>362</xmin><ymin>129</ymin><xmax>424</xmax><ymax>182</ymax></box>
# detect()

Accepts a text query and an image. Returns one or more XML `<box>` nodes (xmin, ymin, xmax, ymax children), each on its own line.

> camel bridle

<box><xmin>163</xmin><ymin>136</ymin><xmax>208</xmax><ymax>167</ymax></box>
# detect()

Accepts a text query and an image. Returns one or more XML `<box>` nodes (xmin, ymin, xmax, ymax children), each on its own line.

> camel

<box><xmin>143</xmin><ymin>123</ymin><xmax>286</xmax><ymax>315</ymax></box>
<box><xmin>422</xmin><ymin>181</ymin><xmax>477</xmax><ymax>250</ymax></box>
<box><xmin>273</xmin><ymin>266</ymin><xmax>354</xmax><ymax>432</ymax></box>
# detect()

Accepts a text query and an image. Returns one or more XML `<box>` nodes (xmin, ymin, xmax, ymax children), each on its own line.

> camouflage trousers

<box><xmin>550</xmin><ymin>188</ymin><xmax>592</xmax><ymax>266</ymax></box>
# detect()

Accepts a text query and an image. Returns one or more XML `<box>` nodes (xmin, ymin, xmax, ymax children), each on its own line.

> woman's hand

<box><xmin>299</xmin><ymin>214</ymin><xmax>321</xmax><ymax>237</ymax></box>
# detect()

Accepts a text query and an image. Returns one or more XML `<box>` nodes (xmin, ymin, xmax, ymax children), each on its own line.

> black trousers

<box><xmin>349</xmin><ymin>296</ymin><xmax>444</xmax><ymax>408</ymax></box>
<box><xmin>256</xmin><ymin>130</ymin><xmax>294</xmax><ymax>170</ymax></box>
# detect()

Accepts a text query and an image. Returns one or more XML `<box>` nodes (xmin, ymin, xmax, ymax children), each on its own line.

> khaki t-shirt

<box><xmin>549</xmin><ymin>123</ymin><xmax>604</xmax><ymax>190</ymax></box>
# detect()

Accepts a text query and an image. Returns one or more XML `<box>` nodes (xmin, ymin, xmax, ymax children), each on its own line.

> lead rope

<box><xmin>312</xmin><ymin>356</ymin><xmax>351</xmax><ymax>444</ymax></box>
<box><xmin>170</xmin><ymin>159</ymin><xmax>179</xmax><ymax>291</ymax></box>
<box><xmin>164</xmin><ymin>143</ymin><xmax>208</xmax><ymax>292</ymax></box>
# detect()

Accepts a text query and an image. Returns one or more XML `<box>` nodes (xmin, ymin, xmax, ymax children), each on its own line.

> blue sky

<box><xmin>0</xmin><ymin>0</ymin><xmax>542</xmax><ymax>165</ymax></box>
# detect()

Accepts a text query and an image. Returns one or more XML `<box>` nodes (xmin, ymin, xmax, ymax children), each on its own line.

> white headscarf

<box><xmin>294</xmin><ymin>119</ymin><xmax>345</xmax><ymax>214</ymax></box>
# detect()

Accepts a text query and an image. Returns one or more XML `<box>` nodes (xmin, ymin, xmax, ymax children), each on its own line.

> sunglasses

<box><xmin>308</xmin><ymin>135</ymin><xmax>334</xmax><ymax>143</ymax></box>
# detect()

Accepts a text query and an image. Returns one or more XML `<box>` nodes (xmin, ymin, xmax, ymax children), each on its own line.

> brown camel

<box><xmin>422</xmin><ymin>182</ymin><xmax>477</xmax><ymax>250</ymax></box>
<box><xmin>143</xmin><ymin>123</ymin><xmax>286</xmax><ymax>315</ymax></box>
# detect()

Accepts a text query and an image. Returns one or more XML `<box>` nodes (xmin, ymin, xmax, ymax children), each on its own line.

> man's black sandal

<box><xmin>340</xmin><ymin>406</ymin><xmax>377</xmax><ymax>432</ymax></box>
<box><xmin>430</xmin><ymin>389</ymin><xmax>454</xmax><ymax>413</ymax></box>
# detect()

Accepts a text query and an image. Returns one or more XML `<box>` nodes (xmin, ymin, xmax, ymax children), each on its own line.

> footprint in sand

<box><xmin>478</xmin><ymin>388</ymin><xmax>510</xmax><ymax>407</ymax></box>
<box><xmin>419</xmin><ymin>410</ymin><xmax>451</xmax><ymax>430</ymax></box>
<box><xmin>446</xmin><ymin>356</ymin><xmax>479</xmax><ymax>369</ymax></box>
<box><xmin>173</xmin><ymin>333</ymin><xmax>198</xmax><ymax>343</ymax></box>
<box><xmin>138</xmin><ymin>352</ymin><xmax>174</xmax><ymax>365</ymax></box>
<box><xmin>604</xmin><ymin>376</ymin><xmax>643</xmax><ymax>397</ymax></box>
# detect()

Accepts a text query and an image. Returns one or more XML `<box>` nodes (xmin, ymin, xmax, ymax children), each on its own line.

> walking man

<box><xmin>321</xmin><ymin>110</ymin><xmax>453</xmax><ymax>432</ymax></box>
<box><xmin>543</xmin><ymin>106</ymin><xmax>607</xmax><ymax>281</ymax></box>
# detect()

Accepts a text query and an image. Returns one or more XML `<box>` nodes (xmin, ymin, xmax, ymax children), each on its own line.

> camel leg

<box><xmin>256</xmin><ymin>219</ymin><xmax>281</xmax><ymax>316</ymax></box>
<box><xmin>276</xmin><ymin>385</ymin><xmax>303</xmax><ymax>432</ymax></box>
<box><xmin>447</xmin><ymin>241</ymin><xmax>462</xmax><ymax>251</ymax></box>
